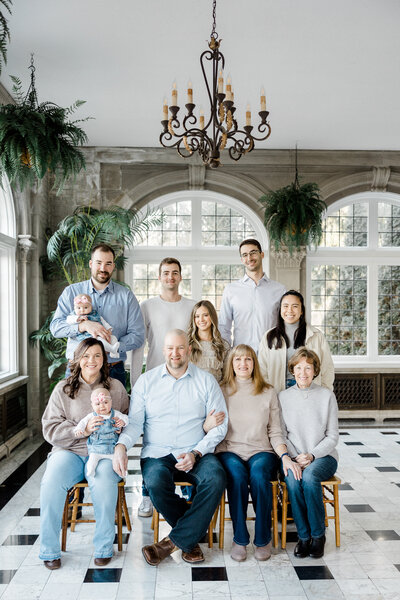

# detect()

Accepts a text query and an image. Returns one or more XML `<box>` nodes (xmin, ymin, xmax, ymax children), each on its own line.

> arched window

<box><xmin>0</xmin><ymin>177</ymin><xmax>17</xmax><ymax>381</ymax></box>
<box><xmin>126</xmin><ymin>190</ymin><xmax>268</xmax><ymax>310</ymax></box>
<box><xmin>307</xmin><ymin>192</ymin><xmax>400</xmax><ymax>365</ymax></box>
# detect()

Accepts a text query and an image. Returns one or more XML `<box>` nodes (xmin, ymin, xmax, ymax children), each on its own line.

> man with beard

<box><xmin>50</xmin><ymin>244</ymin><xmax>144</xmax><ymax>387</ymax></box>
<box><xmin>218</xmin><ymin>238</ymin><xmax>286</xmax><ymax>353</ymax></box>
<box><xmin>113</xmin><ymin>329</ymin><xmax>227</xmax><ymax>566</ymax></box>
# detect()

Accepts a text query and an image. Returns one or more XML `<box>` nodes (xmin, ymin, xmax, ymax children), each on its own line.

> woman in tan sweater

<box><xmin>216</xmin><ymin>344</ymin><xmax>301</xmax><ymax>562</ymax></box>
<box><xmin>39</xmin><ymin>338</ymin><xmax>129</xmax><ymax>570</ymax></box>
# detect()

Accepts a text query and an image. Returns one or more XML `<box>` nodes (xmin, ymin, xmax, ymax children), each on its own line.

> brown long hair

<box><xmin>187</xmin><ymin>300</ymin><xmax>226</xmax><ymax>363</ymax></box>
<box><xmin>63</xmin><ymin>338</ymin><xmax>110</xmax><ymax>399</ymax></box>
<box><xmin>221</xmin><ymin>344</ymin><xmax>271</xmax><ymax>395</ymax></box>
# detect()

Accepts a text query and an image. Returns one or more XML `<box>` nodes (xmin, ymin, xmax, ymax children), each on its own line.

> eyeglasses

<box><xmin>240</xmin><ymin>249</ymin><xmax>260</xmax><ymax>259</ymax></box>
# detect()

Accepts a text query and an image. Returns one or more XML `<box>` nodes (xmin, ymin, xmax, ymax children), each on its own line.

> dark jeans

<box><xmin>141</xmin><ymin>453</ymin><xmax>226</xmax><ymax>552</ymax></box>
<box><xmin>218</xmin><ymin>451</ymin><xmax>278</xmax><ymax>547</ymax></box>
<box><xmin>65</xmin><ymin>361</ymin><xmax>127</xmax><ymax>389</ymax></box>
<box><xmin>284</xmin><ymin>455</ymin><xmax>337</xmax><ymax>541</ymax></box>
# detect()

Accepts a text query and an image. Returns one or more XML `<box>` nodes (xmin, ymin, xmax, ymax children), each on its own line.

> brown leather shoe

<box><xmin>142</xmin><ymin>536</ymin><xmax>177</xmax><ymax>566</ymax></box>
<box><xmin>182</xmin><ymin>544</ymin><xmax>204</xmax><ymax>563</ymax></box>
<box><xmin>44</xmin><ymin>559</ymin><xmax>61</xmax><ymax>570</ymax></box>
<box><xmin>94</xmin><ymin>557</ymin><xmax>112</xmax><ymax>566</ymax></box>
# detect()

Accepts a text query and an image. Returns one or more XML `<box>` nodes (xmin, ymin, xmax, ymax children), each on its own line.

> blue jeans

<box><xmin>65</xmin><ymin>361</ymin><xmax>127</xmax><ymax>389</ymax></box>
<box><xmin>284</xmin><ymin>455</ymin><xmax>337</xmax><ymax>541</ymax></box>
<box><xmin>218</xmin><ymin>451</ymin><xmax>278</xmax><ymax>547</ymax></box>
<box><xmin>141</xmin><ymin>453</ymin><xmax>226</xmax><ymax>553</ymax></box>
<box><xmin>39</xmin><ymin>449</ymin><xmax>121</xmax><ymax>560</ymax></box>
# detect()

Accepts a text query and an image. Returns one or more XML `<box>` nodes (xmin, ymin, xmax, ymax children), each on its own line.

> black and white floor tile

<box><xmin>1</xmin><ymin>429</ymin><xmax>400</xmax><ymax>599</ymax></box>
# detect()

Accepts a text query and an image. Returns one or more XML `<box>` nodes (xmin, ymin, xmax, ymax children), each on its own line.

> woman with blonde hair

<box><xmin>187</xmin><ymin>300</ymin><xmax>230</xmax><ymax>382</ymax></box>
<box><xmin>215</xmin><ymin>344</ymin><xmax>301</xmax><ymax>562</ymax></box>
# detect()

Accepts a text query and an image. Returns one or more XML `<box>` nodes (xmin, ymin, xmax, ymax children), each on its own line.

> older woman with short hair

<box><xmin>278</xmin><ymin>347</ymin><xmax>339</xmax><ymax>559</ymax></box>
<box><xmin>39</xmin><ymin>338</ymin><xmax>129</xmax><ymax>570</ymax></box>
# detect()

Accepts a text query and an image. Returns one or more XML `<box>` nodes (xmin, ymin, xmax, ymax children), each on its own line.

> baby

<box><xmin>74</xmin><ymin>387</ymin><xmax>129</xmax><ymax>477</ymax></box>
<box><xmin>66</xmin><ymin>293</ymin><xmax>120</xmax><ymax>358</ymax></box>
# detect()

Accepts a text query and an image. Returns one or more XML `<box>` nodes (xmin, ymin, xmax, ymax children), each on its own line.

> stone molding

<box><xmin>270</xmin><ymin>247</ymin><xmax>307</xmax><ymax>268</ymax></box>
<box><xmin>17</xmin><ymin>234</ymin><xmax>35</xmax><ymax>262</ymax></box>
<box><xmin>188</xmin><ymin>165</ymin><xmax>206</xmax><ymax>190</ymax></box>
<box><xmin>371</xmin><ymin>166</ymin><xmax>391</xmax><ymax>192</ymax></box>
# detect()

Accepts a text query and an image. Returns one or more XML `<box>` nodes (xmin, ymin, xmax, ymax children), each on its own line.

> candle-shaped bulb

<box><xmin>246</xmin><ymin>103</ymin><xmax>251</xmax><ymax>126</ymax></box>
<box><xmin>172</xmin><ymin>81</ymin><xmax>178</xmax><ymax>106</ymax></box>
<box><xmin>260</xmin><ymin>86</ymin><xmax>266</xmax><ymax>112</ymax></box>
<box><xmin>218</xmin><ymin>69</ymin><xmax>224</xmax><ymax>93</ymax></box>
<box><xmin>226</xmin><ymin>74</ymin><xmax>232</xmax><ymax>101</ymax></box>
<box><xmin>163</xmin><ymin>97</ymin><xmax>168</xmax><ymax>120</ymax></box>
<box><xmin>187</xmin><ymin>80</ymin><xmax>193</xmax><ymax>104</ymax></box>
<box><xmin>199</xmin><ymin>107</ymin><xmax>205</xmax><ymax>130</ymax></box>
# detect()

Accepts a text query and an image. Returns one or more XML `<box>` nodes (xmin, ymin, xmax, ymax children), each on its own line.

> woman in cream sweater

<box><xmin>215</xmin><ymin>344</ymin><xmax>301</xmax><ymax>562</ymax></box>
<box><xmin>258</xmin><ymin>290</ymin><xmax>334</xmax><ymax>393</ymax></box>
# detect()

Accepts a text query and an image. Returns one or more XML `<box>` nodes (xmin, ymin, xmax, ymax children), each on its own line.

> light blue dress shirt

<box><xmin>50</xmin><ymin>279</ymin><xmax>144</xmax><ymax>363</ymax></box>
<box><xmin>218</xmin><ymin>273</ymin><xmax>286</xmax><ymax>352</ymax></box>
<box><xmin>118</xmin><ymin>362</ymin><xmax>228</xmax><ymax>459</ymax></box>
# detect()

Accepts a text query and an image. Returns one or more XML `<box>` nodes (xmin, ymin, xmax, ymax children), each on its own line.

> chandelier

<box><xmin>159</xmin><ymin>0</ymin><xmax>271</xmax><ymax>168</ymax></box>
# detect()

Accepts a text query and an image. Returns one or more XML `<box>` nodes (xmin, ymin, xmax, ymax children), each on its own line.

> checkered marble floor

<box><xmin>1</xmin><ymin>429</ymin><xmax>400</xmax><ymax>599</ymax></box>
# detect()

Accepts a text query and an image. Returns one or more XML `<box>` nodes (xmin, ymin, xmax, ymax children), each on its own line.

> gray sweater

<box><xmin>278</xmin><ymin>383</ymin><xmax>339</xmax><ymax>462</ymax></box>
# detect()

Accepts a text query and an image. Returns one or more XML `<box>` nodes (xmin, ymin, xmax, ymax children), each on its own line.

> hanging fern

<box><xmin>0</xmin><ymin>0</ymin><xmax>11</xmax><ymax>75</ymax></box>
<box><xmin>0</xmin><ymin>74</ymin><xmax>89</xmax><ymax>193</ymax></box>
<box><xmin>259</xmin><ymin>181</ymin><xmax>327</xmax><ymax>254</ymax></box>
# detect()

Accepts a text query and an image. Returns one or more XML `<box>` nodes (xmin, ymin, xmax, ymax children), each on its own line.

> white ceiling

<box><xmin>3</xmin><ymin>0</ymin><xmax>400</xmax><ymax>150</ymax></box>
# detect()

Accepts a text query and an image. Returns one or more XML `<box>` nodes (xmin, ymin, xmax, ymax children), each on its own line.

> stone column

<box><xmin>269</xmin><ymin>247</ymin><xmax>306</xmax><ymax>292</ymax></box>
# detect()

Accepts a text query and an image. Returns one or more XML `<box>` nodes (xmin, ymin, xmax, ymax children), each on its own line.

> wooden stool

<box><xmin>151</xmin><ymin>481</ymin><xmax>223</xmax><ymax>548</ymax></box>
<box><xmin>217</xmin><ymin>480</ymin><xmax>279</xmax><ymax>549</ymax></box>
<box><xmin>280</xmin><ymin>475</ymin><xmax>341</xmax><ymax>548</ymax></box>
<box><xmin>61</xmin><ymin>480</ymin><xmax>132</xmax><ymax>552</ymax></box>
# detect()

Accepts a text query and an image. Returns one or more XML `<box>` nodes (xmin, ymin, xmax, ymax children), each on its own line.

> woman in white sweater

<box><xmin>258</xmin><ymin>290</ymin><xmax>334</xmax><ymax>393</ymax></box>
<box><xmin>279</xmin><ymin>348</ymin><xmax>339</xmax><ymax>559</ymax></box>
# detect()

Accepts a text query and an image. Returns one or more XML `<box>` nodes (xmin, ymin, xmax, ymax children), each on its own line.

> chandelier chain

<box><xmin>210</xmin><ymin>0</ymin><xmax>218</xmax><ymax>40</ymax></box>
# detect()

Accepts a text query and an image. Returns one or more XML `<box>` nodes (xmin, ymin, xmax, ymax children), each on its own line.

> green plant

<box><xmin>30</xmin><ymin>204</ymin><xmax>163</xmax><ymax>386</ymax></box>
<box><xmin>259</xmin><ymin>180</ymin><xmax>326</xmax><ymax>254</ymax></box>
<box><xmin>0</xmin><ymin>0</ymin><xmax>11</xmax><ymax>75</ymax></box>
<box><xmin>0</xmin><ymin>58</ymin><xmax>89</xmax><ymax>193</ymax></box>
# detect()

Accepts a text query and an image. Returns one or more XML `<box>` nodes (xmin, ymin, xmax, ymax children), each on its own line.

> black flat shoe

<box><xmin>309</xmin><ymin>535</ymin><xmax>326</xmax><ymax>558</ymax></box>
<box><xmin>294</xmin><ymin>538</ymin><xmax>310</xmax><ymax>558</ymax></box>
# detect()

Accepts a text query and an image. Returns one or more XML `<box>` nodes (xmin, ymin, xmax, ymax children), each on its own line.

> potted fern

<box><xmin>0</xmin><ymin>56</ymin><xmax>89</xmax><ymax>193</ymax></box>
<box><xmin>259</xmin><ymin>151</ymin><xmax>326</xmax><ymax>254</ymax></box>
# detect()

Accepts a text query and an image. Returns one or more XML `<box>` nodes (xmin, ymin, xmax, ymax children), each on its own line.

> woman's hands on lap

<box><xmin>295</xmin><ymin>453</ymin><xmax>314</xmax><ymax>469</ymax></box>
<box><xmin>282</xmin><ymin>455</ymin><xmax>302</xmax><ymax>480</ymax></box>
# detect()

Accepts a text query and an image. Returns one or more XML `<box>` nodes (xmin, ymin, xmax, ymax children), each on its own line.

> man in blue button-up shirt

<box><xmin>50</xmin><ymin>244</ymin><xmax>144</xmax><ymax>387</ymax></box>
<box><xmin>114</xmin><ymin>329</ymin><xmax>228</xmax><ymax>565</ymax></box>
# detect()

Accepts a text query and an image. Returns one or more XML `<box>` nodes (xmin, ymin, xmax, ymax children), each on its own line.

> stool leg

<box><xmin>70</xmin><ymin>487</ymin><xmax>80</xmax><ymax>532</ymax></box>
<box><xmin>153</xmin><ymin>509</ymin><xmax>160</xmax><ymax>543</ymax></box>
<box><xmin>122</xmin><ymin>491</ymin><xmax>132</xmax><ymax>532</ymax></box>
<box><xmin>272</xmin><ymin>482</ymin><xmax>278</xmax><ymax>548</ymax></box>
<box><xmin>333</xmin><ymin>485</ymin><xmax>340</xmax><ymax>547</ymax></box>
<box><xmin>219</xmin><ymin>494</ymin><xmax>225</xmax><ymax>550</ymax></box>
<box><xmin>61</xmin><ymin>493</ymin><xmax>70</xmax><ymax>552</ymax></box>
<box><xmin>208</xmin><ymin>507</ymin><xmax>217</xmax><ymax>549</ymax></box>
<box><xmin>281</xmin><ymin>485</ymin><xmax>288</xmax><ymax>549</ymax></box>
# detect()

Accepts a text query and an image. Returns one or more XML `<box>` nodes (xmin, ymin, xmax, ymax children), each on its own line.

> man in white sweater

<box><xmin>131</xmin><ymin>257</ymin><xmax>196</xmax><ymax>516</ymax></box>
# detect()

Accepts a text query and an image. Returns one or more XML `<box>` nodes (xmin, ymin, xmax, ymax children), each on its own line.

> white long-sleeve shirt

<box><xmin>130</xmin><ymin>295</ymin><xmax>196</xmax><ymax>386</ymax></box>
<box><xmin>218</xmin><ymin>274</ymin><xmax>286</xmax><ymax>352</ymax></box>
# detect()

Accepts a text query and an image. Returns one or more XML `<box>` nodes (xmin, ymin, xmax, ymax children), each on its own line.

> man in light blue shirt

<box><xmin>114</xmin><ymin>329</ymin><xmax>227</xmax><ymax>566</ymax></box>
<box><xmin>50</xmin><ymin>244</ymin><xmax>144</xmax><ymax>387</ymax></box>
<box><xmin>219</xmin><ymin>238</ymin><xmax>286</xmax><ymax>353</ymax></box>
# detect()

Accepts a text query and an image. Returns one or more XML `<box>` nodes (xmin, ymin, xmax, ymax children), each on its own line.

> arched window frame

<box><xmin>0</xmin><ymin>177</ymin><xmax>18</xmax><ymax>382</ymax></box>
<box><xmin>307</xmin><ymin>191</ymin><xmax>400</xmax><ymax>368</ymax></box>
<box><xmin>126</xmin><ymin>189</ymin><xmax>268</xmax><ymax>304</ymax></box>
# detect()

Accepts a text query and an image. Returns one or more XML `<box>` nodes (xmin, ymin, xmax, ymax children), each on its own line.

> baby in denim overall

<box><xmin>74</xmin><ymin>387</ymin><xmax>129</xmax><ymax>477</ymax></box>
<box><xmin>66</xmin><ymin>293</ymin><xmax>120</xmax><ymax>358</ymax></box>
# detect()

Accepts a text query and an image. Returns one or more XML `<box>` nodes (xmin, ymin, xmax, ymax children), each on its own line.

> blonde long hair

<box><xmin>221</xmin><ymin>344</ymin><xmax>271</xmax><ymax>395</ymax></box>
<box><xmin>187</xmin><ymin>300</ymin><xmax>226</xmax><ymax>363</ymax></box>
